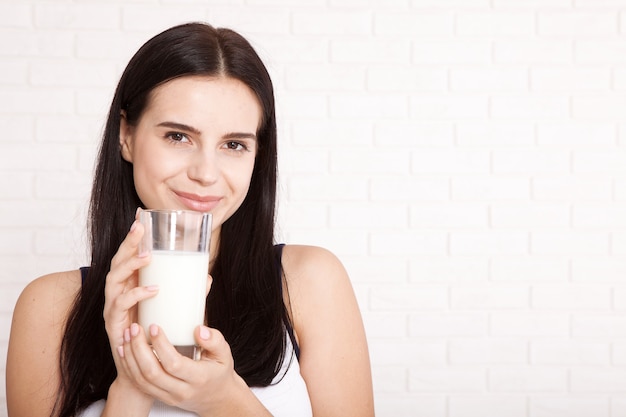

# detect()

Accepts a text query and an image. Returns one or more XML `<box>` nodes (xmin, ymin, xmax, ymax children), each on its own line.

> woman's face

<box><xmin>120</xmin><ymin>75</ymin><xmax>262</xmax><ymax>235</ymax></box>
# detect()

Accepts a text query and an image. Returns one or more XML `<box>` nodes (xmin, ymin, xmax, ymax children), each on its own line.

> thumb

<box><xmin>195</xmin><ymin>326</ymin><xmax>233</xmax><ymax>365</ymax></box>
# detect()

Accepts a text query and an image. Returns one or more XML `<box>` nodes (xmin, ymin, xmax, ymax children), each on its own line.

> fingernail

<box><xmin>145</xmin><ymin>285</ymin><xmax>159</xmax><ymax>292</ymax></box>
<box><xmin>117</xmin><ymin>345</ymin><xmax>124</xmax><ymax>358</ymax></box>
<box><xmin>200</xmin><ymin>327</ymin><xmax>210</xmax><ymax>340</ymax></box>
<box><xmin>131</xmin><ymin>323</ymin><xmax>139</xmax><ymax>337</ymax></box>
<box><xmin>130</xmin><ymin>220</ymin><xmax>138</xmax><ymax>233</ymax></box>
<box><xmin>150</xmin><ymin>324</ymin><xmax>159</xmax><ymax>338</ymax></box>
<box><xmin>124</xmin><ymin>328</ymin><xmax>131</xmax><ymax>343</ymax></box>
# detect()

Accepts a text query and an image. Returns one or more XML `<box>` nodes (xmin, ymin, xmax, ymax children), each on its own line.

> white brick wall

<box><xmin>1</xmin><ymin>2</ymin><xmax>625</xmax><ymax>417</ymax></box>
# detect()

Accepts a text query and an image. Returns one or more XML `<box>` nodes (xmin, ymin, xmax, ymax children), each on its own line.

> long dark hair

<box><xmin>54</xmin><ymin>22</ymin><xmax>287</xmax><ymax>417</ymax></box>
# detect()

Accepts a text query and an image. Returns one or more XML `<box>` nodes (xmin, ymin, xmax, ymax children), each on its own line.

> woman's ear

<box><xmin>119</xmin><ymin>111</ymin><xmax>134</xmax><ymax>163</ymax></box>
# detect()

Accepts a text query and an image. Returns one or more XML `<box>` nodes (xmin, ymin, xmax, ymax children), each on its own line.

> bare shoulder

<box><xmin>6</xmin><ymin>270</ymin><xmax>82</xmax><ymax>416</ymax></box>
<box><xmin>280</xmin><ymin>245</ymin><xmax>374</xmax><ymax>415</ymax></box>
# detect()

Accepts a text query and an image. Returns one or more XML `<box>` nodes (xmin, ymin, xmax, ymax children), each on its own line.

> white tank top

<box><xmin>78</xmin><ymin>335</ymin><xmax>313</xmax><ymax>417</ymax></box>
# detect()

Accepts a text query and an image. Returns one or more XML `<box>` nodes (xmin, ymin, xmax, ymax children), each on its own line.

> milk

<box><xmin>138</xmin><ymin>250</ymin><xmax>209</xmax><ymax>346</ymax></box>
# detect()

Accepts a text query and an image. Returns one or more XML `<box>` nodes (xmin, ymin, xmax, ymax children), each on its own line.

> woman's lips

<box><xmin>174</xmin><ymin>191</ymin><xmax>222</xmax><ymax>212</ymax></box>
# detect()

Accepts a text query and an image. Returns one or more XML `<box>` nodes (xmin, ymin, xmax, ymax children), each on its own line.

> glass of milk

<box><xmin>138</xmin><ymin>209</ymin><xmax>211</xmax><ymax>360</ymax></box>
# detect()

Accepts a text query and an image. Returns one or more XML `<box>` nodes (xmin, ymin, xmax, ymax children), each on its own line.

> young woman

<box><xmin>6</xmin><ymin>22</ymin><xmax>374</xmax><ymax>417</ymax></box>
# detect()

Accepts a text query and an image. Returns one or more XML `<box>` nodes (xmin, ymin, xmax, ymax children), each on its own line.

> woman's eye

<box><xmin>166</xmin><ymin>132</ymin><xmax>189</xmax><ymax>143</ymax></box>
<box><xmin>226</xmin><ymin>141</ymin><xmax>247</xmax><ymax>151</ymax></box>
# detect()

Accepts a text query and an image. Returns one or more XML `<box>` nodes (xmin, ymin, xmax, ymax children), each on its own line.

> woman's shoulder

<box><xmin>16</xmin><ymin>269</ymin><xmax>82</xmax><ymax>315</ymax></box>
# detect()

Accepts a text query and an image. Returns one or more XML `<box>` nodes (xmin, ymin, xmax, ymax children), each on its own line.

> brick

<box><xmin>491</xmin><ymin>313</ymin><xmax>570</xmax><ymax>337</ymax></box>
<box><xmin>285</xmin><ymin>64</ymin><xmax>365</xmax><ymax>91</ymax></box>
<box><xmin>456</xmin><ymin>12</ymin><xmax>534</xmax><ymax>36</ymax></box>
<box><xmin>533</xmin><ymin>285</ymin><xmax>611</xmax><ymax>310</ymax></box>
<box><xmin>284</xmin><ymin>229</ymin><xmax>368</xmax><ymax>256</ymax></box>
<box><xmin>494</xmin><ymin>40</ymin><xmax>572</xmax><ymax>64</ymax></box>
<box><xmin>30</xmin><ymin>61</ymin><xmax>118</xmax><ymax>87</ymax></box>
<box><xmin>531</xmin><ymin>340</ymin><xmax>610</xmax><ymax>365</ymax></box>
<box><xmin>251</xmin><ymin>36</ymin><xmax>328</xmax><ymax>64</ymax></box>
<box><xmin>613</xmin><ymin>398</ymin><xmax>626</xmax><ymax>417</ymax></box>
<box><xmin>0</xmin><ymin>29</ymin><xmax>73</xmax><ymax>58</ymax></box>
<box><xmin>572</xmin><ymin>314</ymin><xmax>626</xmax><ymax>338</ymax></box>
<box><xmin>532</xmin><ymin>176</ymin><xmax>613</xmax><ymax>201</ymax></box>
<box><xmin>210</xmin><ymin>7</ymin><xmax>292</xmax><ymax>35</ymax></box>
<box><xmin>76</xmin><ymin>88</ymin><xmax>115</xmax><ymax>117</ymax></box>
<box><xmin>278</xmin><ymin>93</ymin><xmax>327</xmax><ymax>118</ymax></box>
<box><xmin>452</xmin><ymin>177</ymin><xmax>530</xmax><ymax>201</ymax></box>
<box><xmin>410</xmin><ymin>95</ymin><xmax>489</xmax><ymax>120</ymax></box>
<box><xmin>413</xmin><ymin>40</ymin><xmax>491</xmax><ymax>64</ymax></box>
<box><xmin>0</xmin><ymin>4</ymin><xmax>31</xmax><ymax>28</ymax></box>
<box><xmin>574</xmin><ymin>204</ymin><xmax>626</xmax><ymax>228</ymax></box>
<box><xmin>36</xmin><ymin>116</ymin><xmax>103</xmax><ymax>144</ymax></box>
<box><xmin>449</xmin><ymin>338</ymin><xmax>527</xmax><ymax>364</ymax></box>
<box><xmin>491</xmin><ymin>203</ymin><xmax>570</xmax><ymax>229</ymax></box>
<box><xmin>571</xmin><ymin>369</ymin><xmax>626</xmax><ymax>392</ymax></box>
<box><xmin>491</xmin><ymin>257</ymin><xmax>569</xmax><ymax>282</ymax></box>
<box><xmin>331</xmin><ymin>149</ymin><xmax>410</xmax><ymax>174</ymax></box>
<box><xmin>292</xmin><ymin>121</ymin><xmax>373</xmax><ymax>147</ymax></box>
<box><xmin>410</xmin><ymin>203</ymin><xmax>488</xmax><ymax>228</ymax></box>
<box><xmin>36</xmin><ymin>228</ymin><xmax>87</xmax><ymax>257</ymax></box>
<box><xmin>611</xmin><ymin>67</ymin><xmax>626</xmax><ymax>91</ymax></box>
<box><xmin>368</xmin><ymin>67</ymin><xmax>447</xmax><ymax>92</ymax></box>
<box><xmin>78</xmin><ymin>144</ymin><xmax>98</xmax><ymax>173</ymax></box>
<box><xmin>287</xmin><ymin>175</ymin><xmax>367</xmax><ymax>201</ymax></box>
<box><xmin>331</xmin><ymin>39</ymin><xmax>410</xmax><ymax>64</ymax></box>
<box><xmin>0</xmin><ymin>61</ymin><xmax>28</xmax><ymax>85</ymax></box>
<box><xmin>573</xmin><ymin>96</ymin><xmax>626</xmax><ymax>120</ymax></box>
<box><xmin>371</xmin><ymin>177</ymin><xmax>450</xmax><ymax>202</ymax></box>
<box><xmin>0</xmin><ymin>314</ymin><xmax>10</xmax><ymax>342</ymax></box>
<box><xmin>35</xmin><ymin>173</ymin><xmax>91</xmax><ymax>200</ymax></box>
<box><xmin>35</xmin><ymin>4</ymin><xmax>120</xmax><ymax>30</ymax></box>
<box><xmin>532</xmin><ymin>67</ymin><xmax>610</xmax><ymax>92</ymax></box>
<box><xmin>370</xmin><ymin>285</ymin><xmax>448</xmax><ymax>311</ymax></box>
<box><xmin>330</xmin><ymin>93</ymin><xmax>409</xmax><ymax>119</ymax></box>
<box><xmin>370</xmin><ymin>231</ymin><xmax>448</xmax><ymax>256</ymax></box>
<box><xmin>614</xmin><ymin>233</ymin><xmax>626</xmax><ymax>255</ymax></box>
<box><xmin>491</xmin><ymin>96</ymin><xmax>569</xmax><ymax>120</ymax></box>
<box><xmin>0</xmin><ymin>115</ymin><xmax>34</xmax><ymax>143</ymax></box>
<box><xmin>0</xmin><ymin>230</ymin><xmax>33</xmax><ymax>256</ymax></box>
<box><xmin>574</xmin><ymin>151</ymin><xmax>626</xmax><ymax>174</ymax></box>
<box><xmin>330</xmin><ymin>203</ymin><xmax>409</xmax><ymax>229</ymax></box>
<box><xmin>537</xmin><ymin>123</ymin><xmax>616</xmax><ymax>146</ymax></box>
<box><xmin>0</xmin><ymin>144</ymin><xmax>76</xmax><ymax>171</ymax></box>
<box><xmin>277</xmin><ymin>202</ymin><xmax>327</xmax><ymax>230</ymax></box>
<box><xmin>279</xmin><ymin>149</ymin><xmax>329</xmax><ymax>174</ymax></box>
<box><xmin>375</xmin><ymin>12</ymin><xmax>453</xmax><ymax>36</ymax></box>
<box><xmin>530</xmin><ymin>232</ymin><xmax>609</xmax><ymax>256</ymax></box>
<box><xmin>493</xmin><ymin>150</ymin><xmax>570</xmax><ymax>174</ymax></box>
<box><xmin>362</xmin><ymin>313</ymin><xmax>408</xmax><ymax>338</ymax></box>
<box><xmin>450</xmin><ymin>67</ymin><xmax>528</xmax><ymax>92</ymax></box>
<box><xmin>538</xmin><ymin>12</ymin><xmax>618</xmax><ymax>36</ymax></box>
<box><xmin>576</xmin><ymin>41</ymin><xmax>626</xmax><ymax>64</ymax></box>
<box><xmin>450</xmin><ymin>232</ymin><xmax>528</xmax><ymax>255</ymax></box>
<box><xmin>247</xmin><ymin>0</ymin><xmax>322</xmax><ymax>5</ymax></box>
<box><xmin>410</xmin><ymin>368</ymin><xmax>486</xmax><ymax>392</ymax></box>
<box><xmin>530</xmin><ymin>397</ymin><xmax>610</xmax><ymax>417</ymax></box>
<box><xmin>494</xmin><ymin>0</ymin><xmax>572</xmax><ymax>6</ymax></box>
<box><xmin>369</xmin><ymin>340</ymin><xmax>446</xmax><ymax>366</ymax></box>
<box><xmin>375</xmin><ymin>121</ymin><xmax>454</xmax><ymax>147</ymax></box>
<box><xmin>342</xmin><ymin>257</ymin><xmax>408</xmax><ymax>283</ymax></box>
<box><xmin>410</xmin><ymin>257</ymin><xmax>489</xmax><ymax>282</ymax></box>
<box><xmin>578</xmin><ymin>0</ymin><xmax>626</xmax><ymax>5</ymax></box>
<box><xmin>614</xmin><ymin>287</ymin><xmax>626</xmax><ymax>310</ymax></box>
<box><xmin>0</xmin><ymin>173</ymin><xmax>34</xmax><ymax>200</ymax></box>
<box><xmin>411</xmin><ymin>150</ymin><xmax>490</xmax><ymax>174</ymax></box>
<box><xmin>0</xmin><ymin>89</ymin><xmax>74</xmax><ymax>115</ymax></box>
<box><xmin>374</xmin><ymin>395</ymin><xmax>446</xmax><ymax>417</ymax></box>
<box><xmin>413</xmin><ymin>0</ymin><xmax>489</xmax><ymax>6</ymax></box>
<box><xmin>456</xmin><ymin>123</ymin><xmax>534</xmax><ymax>147</ymax></box>
<box><xmin>371</xmin><ymin>366</ymin><xmax>407</xmax><ymax>392</ymax></box>
<box><xmin>451</xmin><ymin>285</ymin><xmax>529</xmax><ymax>309</ymax></box>
<box><xmin>409</xmin><ymin>313</ymin><xmax>488</xmax><ymax>337</ymax></box>
<box><xmin>449</xmin><ymin>396</ymin><xmax>526</xmax><ymax>417</ymax></box>
<box><xmin>613</xmin><ymin>342</ymin><xmax>626</xmax><ymax>364</ymax></box>
<box><xmin>293</xmin><ymin>10</ymin><xmax>370</xmax><ymax>35</ymax></box>
<box><xmin>76</xmin><ymin>32</ymin><xmax>149</xmax><ymax>60</ymax></box>
<box><xmin>489</xmin><ymin>368</ymin><xmax>567</xmax><ymax>392</ymax></box>
<box><xmin>121</xmin><ymin>6</ymin><xmax>213</xmax><ymax>33</ymax></box>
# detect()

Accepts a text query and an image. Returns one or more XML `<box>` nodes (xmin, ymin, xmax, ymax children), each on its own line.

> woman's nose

<box><xmin>187</xmin><ymin>149</ymin><xmax>219</xmax><ymax>185</ymax></box>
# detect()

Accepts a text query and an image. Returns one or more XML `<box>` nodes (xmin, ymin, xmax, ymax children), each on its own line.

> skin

<box><xmin>6</xmin><ymin>75</ymin><xmax>374</xmax><ymax>417</ymax></box>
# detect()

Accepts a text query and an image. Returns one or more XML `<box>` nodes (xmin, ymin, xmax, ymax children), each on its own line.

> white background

<box><xmin>2</xmin><ymin>1</ymin><xmax>626</xmax><ymax>416</ymax></box>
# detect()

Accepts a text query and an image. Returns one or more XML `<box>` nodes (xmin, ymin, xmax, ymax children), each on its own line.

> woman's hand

<box><xmin>118</xmin><ymin>323</ymin><xmax>270</xmax><ymax>416</ymax></box>
<box><xmin>102</xmin><ymin>208</ymin><xmax>157</xmax><ymax>410</ymax></box>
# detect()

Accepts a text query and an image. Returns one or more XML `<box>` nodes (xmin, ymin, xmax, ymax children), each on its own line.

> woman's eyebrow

<box><xmin>157</xmin><ymin>121</ymin><xmax>201</xmax><ymax>135</ymax></box>
<box><xmin>223</xmin><ymin>132</ymin><xmax>257</xmax><ymax>141</ymax></box>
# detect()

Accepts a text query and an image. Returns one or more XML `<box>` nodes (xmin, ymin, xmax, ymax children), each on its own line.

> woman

<box><xmin>6</xmin><ymin>22</ymin><xmax>374</xmax><ymax>417</ymax></box>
